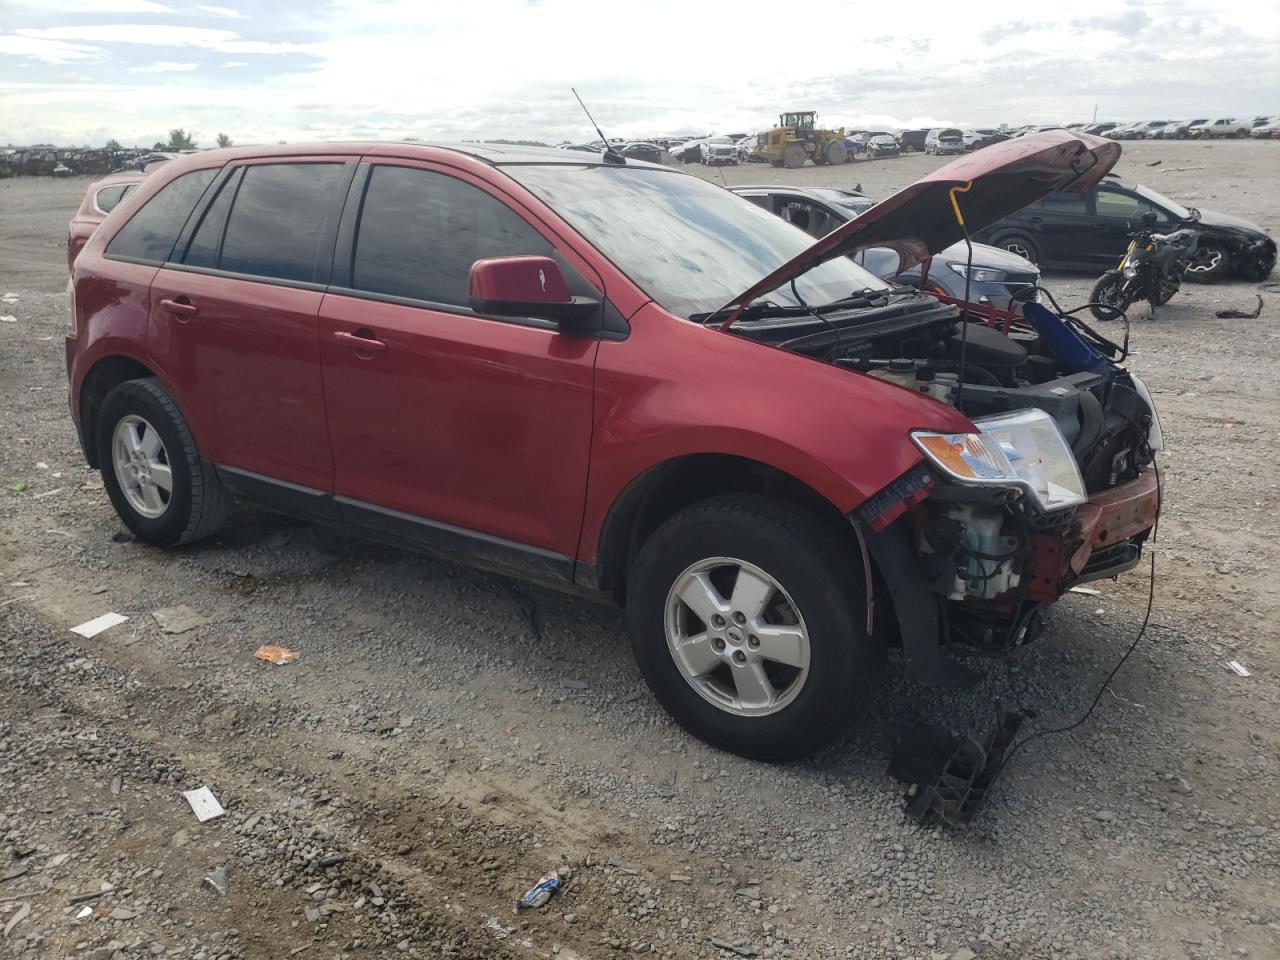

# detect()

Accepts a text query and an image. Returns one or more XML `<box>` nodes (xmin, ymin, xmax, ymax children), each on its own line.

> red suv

<box><xmin>66</xmin><ymin>133</ymin><xmax>1161</xmax><ymax>761</ymax></box>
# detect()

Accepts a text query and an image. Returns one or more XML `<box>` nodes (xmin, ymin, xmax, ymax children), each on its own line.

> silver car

<box><xmin>731</xmin><ymin>185</ymin><xmax>1041</xmax><ymax>310</ymax></box>
<box><xmin>699</xmin><ymin>136</ymin><xmax>739</xmax><ymax>165</ymax></box>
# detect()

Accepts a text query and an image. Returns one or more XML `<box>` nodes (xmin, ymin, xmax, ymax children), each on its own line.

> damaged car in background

<box><xmin>67</xmin><ymin>131</ymin><xmax>1157</xmax><ymax>764</ymax></box>
<box><xmin>730</xmin><ymin>184</ymin><xmax>1041</xmax><ymax>311</ymax></box>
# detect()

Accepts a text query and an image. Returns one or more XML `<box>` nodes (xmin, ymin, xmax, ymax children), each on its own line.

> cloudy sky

<box><xmin>1</xmin><ymin>0</ymin><xmax>1277</xmax><ymax>147</ymax></box>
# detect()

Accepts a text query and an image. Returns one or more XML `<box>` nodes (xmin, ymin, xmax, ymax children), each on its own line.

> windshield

<box><xmin>507</xmin><ymin>165</ymin><xmax>890</xmax><ymax>318</ymax></box>
<box><xmin>1132</xmin><ymin>183</ymin><xmax>1192</xmax><ymax>219</ymax></box>
<box><xmin>709</xmin><ymin>136</ymin><xmax>733</xmax><ymax>144</ymax></box>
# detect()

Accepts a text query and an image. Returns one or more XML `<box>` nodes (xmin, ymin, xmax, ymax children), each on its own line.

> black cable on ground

<box><xmin>988</xmin><ymin>453</ymin><xmax>1162</xmax><ymax>791</ymax></box>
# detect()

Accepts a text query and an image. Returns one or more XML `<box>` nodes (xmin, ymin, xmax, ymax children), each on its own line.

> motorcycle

<box><xmin>1090</xmin><ymin>215</ymin><xmax>1200</xmax><ymax>321</ymax></box>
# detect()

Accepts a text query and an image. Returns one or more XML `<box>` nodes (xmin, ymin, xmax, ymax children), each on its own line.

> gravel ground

<box><xmin>1</xmin><ymin>139</ymin><xmax>1278</xmax><ymax>960</ymax></box>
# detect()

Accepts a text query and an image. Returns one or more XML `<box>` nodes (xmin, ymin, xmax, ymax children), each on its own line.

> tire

<box><xmin>997</xmin><ymin>233</ymin><xmax>1040</xmax><ymax>266</ymax></box>
<box><xmin>625</xmin><ymin>494</ymin><xmax>880</xmax><ymax>762</ymax></box>
<box><xmin>97</xmin><ymin>378</ymin><xmax>231</xmax><ymax>547</ymax></box>
<box><xmin>1241</xmin><ymin>249</ymin><xmax>1275</xmax><ymax>281</ymax></box>
<box><xmin>1184</xmin><ymin>241</ymin><xmax>1229</xmax><ymax>283</ymax></box>
<box><xmin>825</xmin><ymin>141</ymin><xmax>848</xmax><ymax>165</ymax></box>
<box><xmin>782</xmin><ymin>144</ymin><xmax>807</xmax><ymax>169</ymax></box>
<box><xmin>1151</xmin><ymin>275</ymin><xmax>1180</xmax><ymax>306</ymax></box>
<box><xmin>1089</xmin><ymin>271</ymin><xmax>1131</xmax><ymax>321</ymax></box>
<box><xmin>1234</xmin><ymin>129</ymin><xmax>1249</xmax><ymax>139</ymax></box>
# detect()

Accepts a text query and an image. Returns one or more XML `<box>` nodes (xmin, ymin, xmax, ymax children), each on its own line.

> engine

<box><xmin>739</xmin><ymin>291</ymin><xmax>1160</xmax><ymax>651</ymax></box>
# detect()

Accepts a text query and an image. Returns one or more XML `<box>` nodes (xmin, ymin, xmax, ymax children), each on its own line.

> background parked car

<box><xmin>1250</xmin><ymin>119</ymin><xmax>1280</xmax><ymax>139</ymax></box>
<box><xmin>1083</xmin><ymin>122</ymin><xmax>1119</xmax><ymax>136</ymax></box>
<box><xmin>730</xmin><ymin>184</ymin><xmax>1041</xmax><ymax>310</ymax></box>
<box><xmin>1191</xmin><ymin>118</ymin><xmax>1251</xmax><ymax>138</ymax></box>
<box><xmin>897</xmin><ymin>129</ymin><xmax>929</xmax><ymax>153</ymax></box>
<box><xmin>66</xmin><ymin>170</ymin><xmax>145</xmax><ymax>272</ymax></box>
<box><xmin>972</xmin><ymin>175</ymin><xmax>1276</xmax><ymax>283</ymax></box>
<box><xmin>699</xmin><ymin>136</ymin><xmax>739</xmax><ymax>165</ymax></box>
<box><xmin>863</xmin><ymin>133</ymin><xmax>900</xmax><ymax>158</ymax></box>
<box><xmin>963</xmin><ymin>128</ymin><xmax>1006</xmax><ymax>150</ymax></box>
<box><xmin>924</xmin><ymin>128</ymin><xmax>964</xmax><ymax>155</ymax></box>
<box><xmin>620</xmin><ymin>141</ymin><xmax>663</xmax><ymax>164</ymax></box>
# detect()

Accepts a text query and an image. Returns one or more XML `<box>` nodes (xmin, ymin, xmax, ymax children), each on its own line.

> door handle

<box><xmin>1027</xmin><ymin>216</ymin><xmax>1043</xmax><ymax>224</ymax></box>
<box><xmin>333</xmin><ymin>329</ymin><xmax>387</xmax><ymax>353</ymax></box>
<box><xmin>159</xmin><ymin>297</ymin><xmax>198</xmax><ymax>318</ymax></box>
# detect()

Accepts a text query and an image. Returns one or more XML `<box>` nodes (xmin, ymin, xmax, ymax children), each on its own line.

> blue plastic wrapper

<box><xmin>514</xmin><ymin>870</ymin><xmax>561</xmax><ymax>912</ymax></box>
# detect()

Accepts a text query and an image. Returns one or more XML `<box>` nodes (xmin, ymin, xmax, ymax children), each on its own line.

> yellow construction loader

<box><xmin>757</xmin><ymin>111</ymin><xmax>848</xmax><ymax>168</ymax></box>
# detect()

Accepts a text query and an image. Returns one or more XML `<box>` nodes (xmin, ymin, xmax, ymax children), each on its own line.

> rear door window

<box><xmin>1040</xmin><ymin>192</ymin><xmax>1089</xmax><ymax>215</ymax></box>
<box><xmin>217</xmin><ymin>163</ymin><xmax>348</xmax><ymax>283</ymax></box>
<box><xmin>348</xmin><ymin>164</ymin><xmax>553</xmax><ymax>307</ymax></box>
<box><xmin>1095</xmin><ymin>187</ymin><xmax>1157</xmax><ymax>220</ymax></box>
<box><xmin>105</xmin><ymin>168</ymin><xmax>218</xmax><ymax>263</ymax></box>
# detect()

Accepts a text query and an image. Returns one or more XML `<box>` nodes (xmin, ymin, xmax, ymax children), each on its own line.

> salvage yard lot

<box><xmin>1</xmin><ymin>139</ymin><xmax>1278</xmax><ymax>960</ymax></box>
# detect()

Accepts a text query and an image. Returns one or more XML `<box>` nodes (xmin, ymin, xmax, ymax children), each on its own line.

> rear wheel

<box><xmin>97</xmin><ymin>378</ymin><xmax>231</xmax><ymax>547</ymax></box>
<box><xmin>782</xmin><ymin>144</ymin><xmax>807</xmax><ymax>169</ymax></box>
<box><xmin>1184</xmin><ymin>241</ymin><xmax>1229</xmax><ymax>283</ymax></box>
<box><xmin>1090</xmin><ymin>271</ymin><xmax>1131</xmax><ymax>321</ymax></box>
<box><xmin>998</xmin><ymin>233</ymin><xmax>1040</xmax><ymax>266</ymax></box>
<box><xmin>626</xmin><ymin>495</ymin><xmax>880</xmax><ymax>762</ymax></box>
<box><xmin>825</xmin><ymin>141</ymin><xmax>848</xmax><ymax>165</ymax></box>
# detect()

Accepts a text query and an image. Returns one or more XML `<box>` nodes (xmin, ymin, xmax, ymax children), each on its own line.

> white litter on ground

<box><xmin>70</xmin><ymin>612</ymin><xmax>128</xmax><ymax>638</ymax></box>
<box><xmin>182</xmin><ymin>785</ymin><xmax>226</xmax><ymax>822</ymax></box>
<box><xmin>1227</xmin><ymin>660</ymin><xmax>1251</xmax><ymax>677</ymax></box>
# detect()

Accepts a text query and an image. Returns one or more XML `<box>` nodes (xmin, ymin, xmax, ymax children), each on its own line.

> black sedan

<box><xmin>971</xmin><ymin>175</ymin><xmax>1276</xmax><ymax>283</ymax></box>
<box><xmin>620</xmin><ymin>141</ymin><xmax>664</xmax><ymax>164</ymax></box>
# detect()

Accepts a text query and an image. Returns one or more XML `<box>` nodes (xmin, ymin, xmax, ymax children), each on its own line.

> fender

<box><xmin>577</xmin><ymin>302</ymin><xmax>974</xmax><ymax>566</ymax></box>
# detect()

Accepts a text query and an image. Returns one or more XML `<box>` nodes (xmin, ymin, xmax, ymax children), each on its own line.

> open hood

<box><xmin>721</xmin><ymin>130</ymin><xmax>1120</xmax><ymax>328</ymax></box>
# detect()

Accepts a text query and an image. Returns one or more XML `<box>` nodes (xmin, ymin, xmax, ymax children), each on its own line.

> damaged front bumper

<box><xmin>854</xmin><ymin>463</ymin><xmax>1160</xmax><ymax>687</ymax></box>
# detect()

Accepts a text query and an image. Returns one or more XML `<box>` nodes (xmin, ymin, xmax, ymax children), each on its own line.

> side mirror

<box><xmin>1140</xmin><ymin>210</ymin><xmax>1158</xmax><ymax>227</ymax></box>
<box><xmin>468</xmin><ymin>256</ymin><xmax>601</xmax><ymax>335</ymax></box>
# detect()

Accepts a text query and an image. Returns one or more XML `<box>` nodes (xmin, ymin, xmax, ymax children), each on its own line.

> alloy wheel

<box><xmin>1185</xmin><ymin>248</ymin><xmax>1223</xmax><ymax>275</ymax></box>
<box><xmin>111</xmin><ymin>414</ymin><xmax>173</xmax><ymax>518</ymax></box>
<box><xmin>664</xmin><ymin>557</ymin><xmax>810</xmax><ymax>717</ymax></box>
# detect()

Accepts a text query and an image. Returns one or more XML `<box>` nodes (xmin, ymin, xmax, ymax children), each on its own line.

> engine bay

<box><xmin>735</xmin><ymin>290</ymin><xmax>1160</xmax><ymax>652</ymax></box>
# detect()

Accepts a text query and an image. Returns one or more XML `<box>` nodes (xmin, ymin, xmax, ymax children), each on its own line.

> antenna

<box><xmin>571</xmin><ymin>88</ymin><xmax>626</xmax><ymax>165</ymax></box>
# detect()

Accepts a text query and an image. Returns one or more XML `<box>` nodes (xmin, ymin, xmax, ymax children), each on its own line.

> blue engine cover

<box><xmin>1022</xmin><ymin>301</ymin><xmax>1111</xmax><ymax>375</ymax></box>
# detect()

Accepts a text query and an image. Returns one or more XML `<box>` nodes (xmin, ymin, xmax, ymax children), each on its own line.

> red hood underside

<box><xmin>722</xmin><ymin>129</ymin><xmax>1121</xmax><ymax>328</ymax></box>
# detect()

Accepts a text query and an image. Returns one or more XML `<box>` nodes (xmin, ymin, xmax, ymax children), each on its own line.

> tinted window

<box><xmin>181</xmin><ymin>169</ymin><xmax>241</xmax><ymax>269</ymax></box>
<box><xmin>219</xmin><ymin>163</ymin><xmax>346</xmax><ymax>283</ymax></box>
<box><xmin>106</xmin><ymin>168</ymin><xmax>217</xmax><ymax>263</ymax></box>
<box><xmin>350</xmin><ymin>165</ymin><xmax>552</xmax><ymax>306</ymax></box>
<box><xmin>95</xmin><ymin>183</ymin><xmax>132</xmax><ymax>213</ymax></box>
<box><xmin>1095</xmin><ymin>188</ymin><xmax>1157</xmax><ymax>220</ymax></box>
<box><xmin>1041</xmin><ymin>192</ymin><xmax>1088</xmax><ymax>215</ymax></box>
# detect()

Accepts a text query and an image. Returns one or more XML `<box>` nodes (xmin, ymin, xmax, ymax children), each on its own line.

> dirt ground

<box><xmin>1</xmin><ymin>139</ymin><xmax>1278</xmax><ymax>960</ymax></box>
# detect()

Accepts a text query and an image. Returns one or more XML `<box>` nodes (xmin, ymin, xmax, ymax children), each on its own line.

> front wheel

<box><xmin>1151</xmin><ymin>274</ymin><xmax>1180</xmax><ymax>306</ymax></box>
<box><xmin>626</xmin><ymin>495</ymin><xmax>880</xmax><ymax>762</ymax></box>
<box><xmin>1090</xmin><ymin>271</ymin><xmax>1132</xmax><ymax>321</ymax></box>
<box><xmin>1184</xmin><ymin>241</ymin><xmax>1229</xmax><ymax>283</ymax></box>
<box><xmin>97</xmin><ymin>378</ymin><xmax>231</xmax><ymax>546</ymax></box>
<box><xmin>782</xmin><ymin>144</ymin><xmax>807</xmax><ymax>169</ymax></box>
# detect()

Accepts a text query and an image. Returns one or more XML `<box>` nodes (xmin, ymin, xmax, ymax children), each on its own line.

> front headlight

<box><xmin>911</xmin><ymin>408</ymin><xmax>1087</xmax><ymax>512</ymax></box>
<box><xmin>948</xmin><ymin>263</ymin><xmax>1008</xmax><ymax>283</ymax></box>
<box><xmin>1123</xmin><ymin>263</ymin><xmax>1138</xmax><ymax>278</ymax></box>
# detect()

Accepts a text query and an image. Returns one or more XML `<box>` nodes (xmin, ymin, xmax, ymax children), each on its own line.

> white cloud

<box><xmin>2</xmin><ymin>0</ymin><xmax>1278</xmax><ymax>147</ymax></box>
<box><xmin>63</xmin><ymin>0</ymin><xmax>173</xmax><ymax>12</ymax></box>
<box><xmin>196</xmin><ymin>5</ymin><xmax>243</xmax><ymax>17</ymax></box>
<box><xmin>128</xmin><ymin>60</ymin><xmax>199</xmax><ymax>73</ymax></box>
<box><xmin>0</xmin><ymin>35</ymin><xmax>103</xmax><ymax>65</ymax></box>
<box><xmin>16</xmin><ymin>24</ymin><xmax>309</xmax><ymax>54</ymax></box>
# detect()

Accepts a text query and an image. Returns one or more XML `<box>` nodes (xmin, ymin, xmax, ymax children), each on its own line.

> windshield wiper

<box><xmin>810</xmin><ymin>286</ymin><xmax>900</xmax><ymax>312</ymax></box>
<box><xmin>689</xmin><ymin>301</ymin><xmax>813</xmax><ymax>324</ymax></box>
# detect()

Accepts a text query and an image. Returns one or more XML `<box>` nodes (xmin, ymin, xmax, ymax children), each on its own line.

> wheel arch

<box><xmin>78</xmin><ymin>354</ymin><xmax>160</xmax><ymax>468</ymax></box>
<box><xmin>590</xmin><ymin>453</ymin><xmax>865</xmax><ymax>607</ymax></box>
